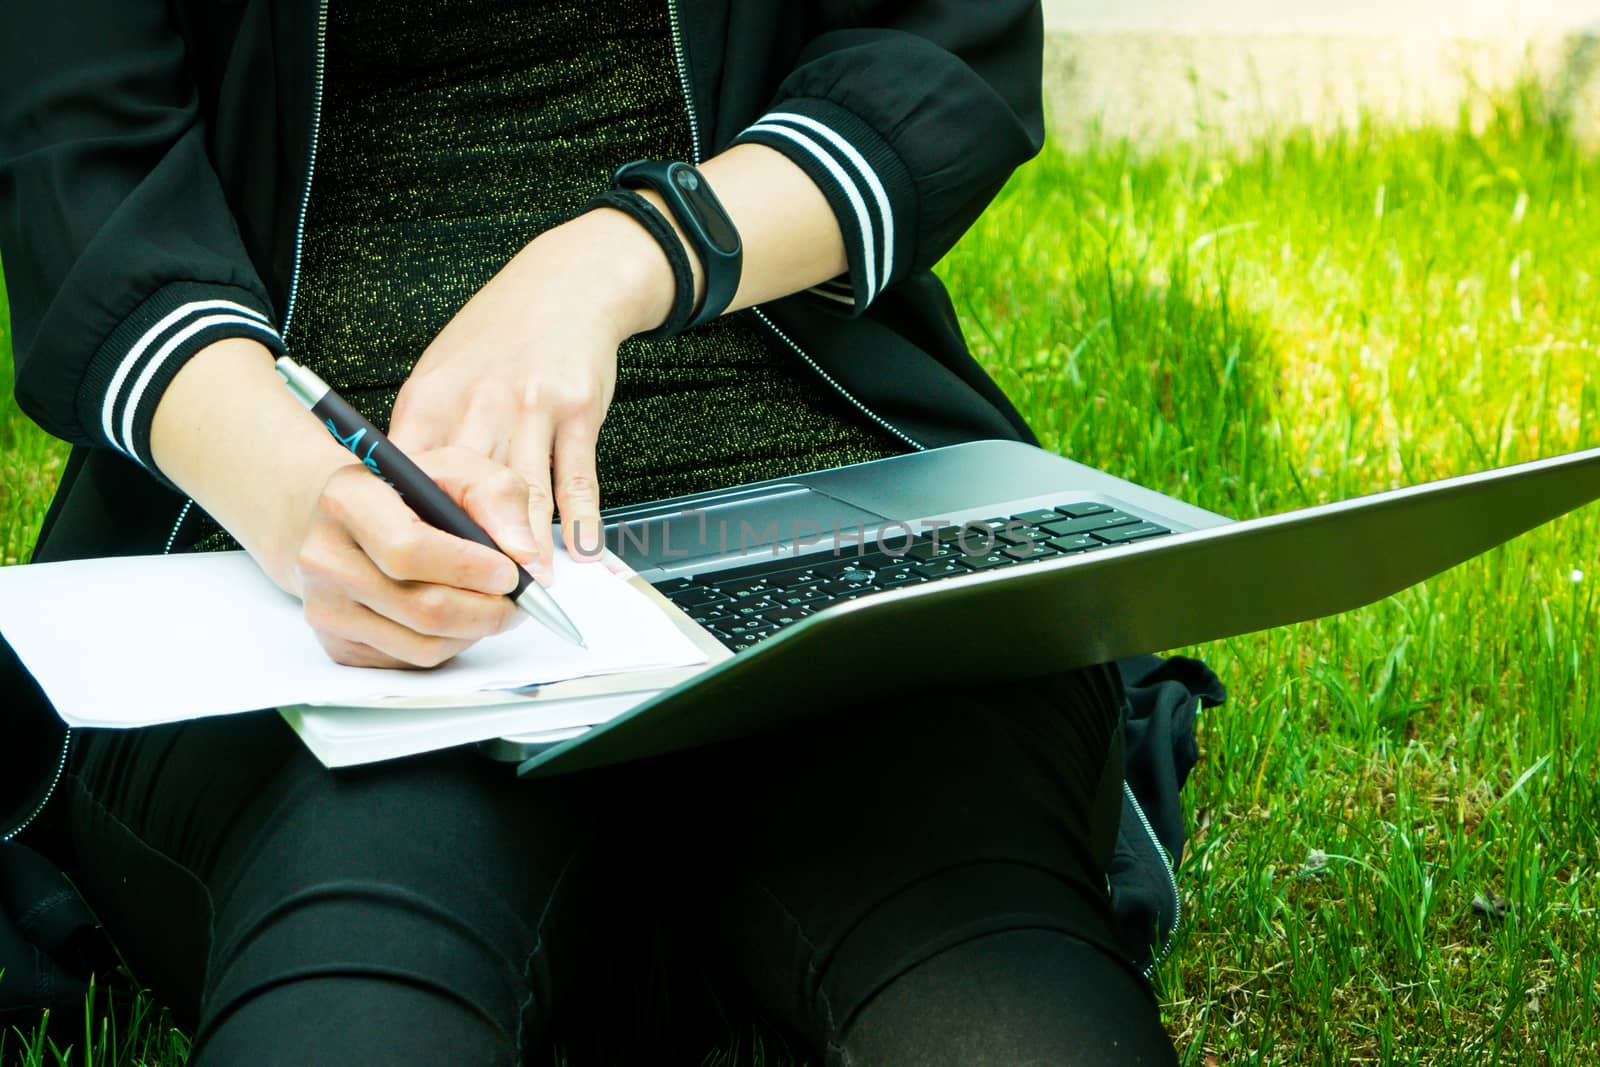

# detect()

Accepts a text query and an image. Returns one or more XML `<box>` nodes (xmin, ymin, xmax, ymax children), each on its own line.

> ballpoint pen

<box><xmin>273</xmin><ymin>355</ymin><xmax>587</xmax><ymax>648</ymax></box>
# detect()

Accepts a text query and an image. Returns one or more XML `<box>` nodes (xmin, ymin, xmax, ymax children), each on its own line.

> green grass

<box><xmin>4</xmin><ymin>86</ymin><xmax>1599</xmax><ymax>1064</ymax></box>
<box><xmin>0</xmin><ymin>276</ymin><xmax>67</xmax><ymax>567</ymax></box>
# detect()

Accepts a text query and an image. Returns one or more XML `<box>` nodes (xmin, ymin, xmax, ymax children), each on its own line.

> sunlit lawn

<box><xmin>3</xmin><ymin>85</ymin><xmax>1597</xmax><ymax>1064</ymax></box>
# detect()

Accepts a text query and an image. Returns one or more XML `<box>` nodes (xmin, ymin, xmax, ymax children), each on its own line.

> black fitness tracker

<box><xmin>613</xmin><ymin>160</ymin><xmax>743</xmax><ymax>331</ymax></box>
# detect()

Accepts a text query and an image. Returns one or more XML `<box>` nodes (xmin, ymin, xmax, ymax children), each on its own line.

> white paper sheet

<box><xmin>281</xmin><ymin>689</ymin><xmax>655</xmax><ymax>768</ymax></box>
<box><xmin>0</xmin><ymin>550</ymin><xmax>703</xmax><ymax>728</ymax></box>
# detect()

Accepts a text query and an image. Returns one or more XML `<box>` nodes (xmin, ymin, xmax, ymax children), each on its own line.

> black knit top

<box><xmin>192</xmin><ymin>0</ymin><xmax>906</xmax><ymax>553</ymax></box>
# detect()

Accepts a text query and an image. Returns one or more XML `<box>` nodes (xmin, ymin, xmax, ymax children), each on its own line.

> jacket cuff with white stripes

<box><xmin>74</xmin><ymin>280</ymin><xmax>286</xmax><ymax>480</ymax></box>
<box><xmin>733</xmin><ymin>98</ymin><xmax>914</xmax><ymax>316</ymax></box>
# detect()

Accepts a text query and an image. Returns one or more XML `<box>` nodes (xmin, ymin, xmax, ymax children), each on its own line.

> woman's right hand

<box><xmin>290</xmin><ymin>446</ymin><xmax>540</xmax><ymax>669</ymax></box>
<box><xmin>150</xmin><ymin>337</ymin><xmax>544</xmax><ymax>670</ymax></box>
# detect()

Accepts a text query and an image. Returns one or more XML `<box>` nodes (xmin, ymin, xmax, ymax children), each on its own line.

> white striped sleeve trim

<box><xmin>745</xmin><ymin>121</ymin><xmax>883</xmax><ymax>300</ymax></box>
<box><xmin>806</xmin><ymin>288</ymin><xmax>857</xmax><ymax>307</ymax></box>
<box><xmin>100</xmin><ymin>300</ymin><xmax>274</xmax><ymax>455</ymax></box>
<box><xmin>807</xmin><ymin>277</ymin><xmax>857</xmax><ymax>305</ymax></box>
<box><xmin>762</xmin><ymin>111</ymin><xmax>896</xmax><ymax>294</ymax></box>
<box><xmin>118</xmin><ymin>314</ymin><xmax>281</xmax><ymax>458</ymax></box>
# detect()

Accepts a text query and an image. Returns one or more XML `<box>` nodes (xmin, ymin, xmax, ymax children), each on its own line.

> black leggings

<box><xmin>57</xmin><ymin>667</ymin><xmax>1177</xmax><ymax>1066</ymax></box>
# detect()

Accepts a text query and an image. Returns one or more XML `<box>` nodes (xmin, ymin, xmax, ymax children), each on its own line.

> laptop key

<box><xmin>760</xmin><ymin>606</ymin><xmax>814</xmax><ymax>627</ymax></box>
<box><xmin>874</xmin><ymin>566</ymin><xmax>922</xmax><ymax>588</ymax></box>
<box><xmin>667</xmin><ymin>586</ymin><xmax>728</xmax><ymax>608</ymax></box>
<box><xmin>1045</xmin><ymin>533</ymin><xmax>1100</xmax><ymax>553</ymax></box>
<box><xmin>1093</xmin><ymin>522</ymin><xmax>1171</xmax><ymax>544</ymax></box>
<box><xmin>814</xmin><ymin>578</ymin><xmax>875</xmax><ymax>598</ymax></box>
<box><xmin>904</xmin><ymin>539</ymin><xmax>965</xmax><ymax>562</ymax></box>
<box><xmin>994</xmin><ymin>526</ymin><xmax>1046</xmax><ymax>547</ymax></box>
<box><xmin>810</xmin><ymin>553</ymin><xmax>893</xmax><ymax>580</ymax></box>
<box><xmin>762</xmin><ymin>568</ymin><xmax>821</xmax><ymax>590</ymax></box>
<box><xmin>730</xmin><ymin>623</ymin><xmax>779</xmax><ymax>640</ymax></box>
<box><xmin>958</xmin><ymin>551</ymin><xmax>1013</xmax><ymax>570</ymax></box>
<box><xmin>1039</xmin><ymin>511</ymin><xmax>1140</xmax><ymax>538</ymax></box>
<box><xmin>688</xmin><ymin>606</ymin><xmax>733</xmax><ymax>626</ymax></box>
<box><xmin>775</xmin><ymin>585</ymin><xmax>830</xmax><ymax>606</ymax></box>
<box><xmin>707</xmin><ymin>576</ymin><xmax>773</xmax><ymax>598</ymax></box>
<box><xmin>912</xmin><ymin>558</ymin><xmax>971</xmax><ymax>579</ymax></box>
<box><xmin>1055</xmin><ymin>502</ymin><xmax>1115</xmax><ymax>518</ymax></box>
<box><xmin>652</xmin><ymin>577</ymin><xmax>695</xmax><ymax>595</ymax></box>
<box><xmin>1010</xmin><ymin>508</ymin><xmax>1062</xmax><ymax>526</ymax></box>
<box><xmin>945</xmin><ymin>527</ymin><xmax>1007</xmax><ymax>553</ymax></box>
<box><xmin>917</xmin><ymin>523</ymin><xmax>963</xmax><ymax>541</ymax></box>
<box><xmin>722</xmin><ymin>617</ymin><xmax>779</xmax><ymax>637</ymax></box>
<box><xmin>729</xmin><ymin>597</ymin><xmax>780</xmax><ymax>617</ymax></box>
<box><xmin>1002</xmin><ymin>541</ymin><xmax>1058</xmax><ymax>562</ymax></box>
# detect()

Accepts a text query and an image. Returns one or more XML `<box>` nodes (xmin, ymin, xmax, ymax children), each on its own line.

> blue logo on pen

<box><xmin>325</xmin><ymin>420</ymin><xmax>398</xmax><ymax>493</ymax></box>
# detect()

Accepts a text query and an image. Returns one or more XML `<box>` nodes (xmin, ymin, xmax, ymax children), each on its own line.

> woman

<box><xmin>0</xmin><ymin>0</ymin><xmax>1180</xmax><ymax>1062</ymax></box>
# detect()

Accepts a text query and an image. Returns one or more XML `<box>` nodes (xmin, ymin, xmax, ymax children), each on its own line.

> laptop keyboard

<box><xmin>650</xmin><ymin>502</ymin><xmax>1172</xmax><ymax>652</ymax></box>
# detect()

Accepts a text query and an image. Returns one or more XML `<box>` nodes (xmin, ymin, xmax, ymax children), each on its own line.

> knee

<box><xmin>837</xmin><ymin>929</ymin><xmax>1177</xmax><ymax>1067</ymax></box>
<box><xmin>195</xmin><ymin>835</ymin><xmax>599</xmax><ymax>1066</ymax></box>
<box><xmin>191</xmin><ymin>973</ymin><xmax>522</xmax><ymax>1067</ymax></box>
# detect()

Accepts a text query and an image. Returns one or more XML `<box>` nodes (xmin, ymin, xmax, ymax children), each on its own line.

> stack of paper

<box><xmin>0</xmin><ymin>550</ymin><xmax>712</xmax><ymax>764</ymax></box>
<box><xmin>283</xmin><ymin>689</ymin><xmax>659</xmax><ymax>767</ymax></box>
<box><xmin>279</xmin><ymin>573</ymin><xmax>729</xmax><ymax>766</ymax></box>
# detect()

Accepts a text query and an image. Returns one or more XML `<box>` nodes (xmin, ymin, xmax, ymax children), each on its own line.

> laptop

<box><xmin>485</xmin><ymin>438</ymin><xmax>1600</xmax><ymax>776</ymax></box>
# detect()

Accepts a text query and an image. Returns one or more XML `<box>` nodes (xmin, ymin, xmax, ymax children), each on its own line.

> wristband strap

<box><xmin>583</xmin><ymin>189</ymin><xmax>697</xmax><ymax>339</ymax></box>
<box><xmin>613</xmin><ymin>160</ymin><xmax>743</xmax><ymax>331</ymax></box>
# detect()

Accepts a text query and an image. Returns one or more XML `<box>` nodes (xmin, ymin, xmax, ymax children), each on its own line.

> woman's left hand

<box><xmin>390</xmin><ymin>144</ymin><xmax>851</xmax><ymax>580</ymax></box>
<box><xmin>388</xmin><ymin>210</ymin><xmax>675</xmax><ymax>582</ymax></box>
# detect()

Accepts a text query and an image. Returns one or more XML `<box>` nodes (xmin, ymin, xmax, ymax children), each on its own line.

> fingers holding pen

<box><xmin>306</xmin><ymin>598</ymin><xmax>481</xmax><ymax>671</ymax></box>
<box><xmin>413</xmin><ymin>446</ymin><xmax>546</xmax><ymax>575</ymax></box>
<box><xmin>317</xmin><ymin>462</ymin><xmax>522</xmax><ymax>594</ymax></box>
<box><xmin>297</xmin><ymin>464</ymin><xmax>523</xmax><ymax>668</ymax></box>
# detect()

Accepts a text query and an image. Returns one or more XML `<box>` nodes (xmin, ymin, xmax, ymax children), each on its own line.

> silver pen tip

<box><xmin>515</xmin><ymin>586</ymin><xmax>587</xmax><ymax>648</ymax></box>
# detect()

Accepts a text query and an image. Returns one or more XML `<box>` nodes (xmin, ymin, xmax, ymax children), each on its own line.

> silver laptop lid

<box><xmin>522</xmin><ymin>445</ymin><xmax>1600</xmax><ymax>777</ymax></box>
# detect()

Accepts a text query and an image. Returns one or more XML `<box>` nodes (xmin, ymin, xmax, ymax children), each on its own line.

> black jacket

<box><xmin>0</xmin><ymin>0</ymin><xmax>1048</xmax><ymax>837</ymax></box>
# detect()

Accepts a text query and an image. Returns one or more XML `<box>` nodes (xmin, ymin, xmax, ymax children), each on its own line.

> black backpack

<box><xmin>1111</xmin><ymin>653</ymin><xmax>1227</xmax><ymax>976</ymax></box>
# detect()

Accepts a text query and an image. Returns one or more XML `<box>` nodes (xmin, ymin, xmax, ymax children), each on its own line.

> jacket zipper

<box><xmin>163</xmin><ymin>0</ymin><xmax>329</xmax><ymax>557</ymax></box>
<box><xmin>1124</xmin><ymin>780</ymin><xmax>1183</xmax><ymax>978</ymax></box>
<box><xmin>664</xmin><ymin>0</ymin><xmax>925</xmax><ymax>454</ymax></box>
<box><xmin>281</xmin><ymin>0</ymin><xmax>331</xmax><ymax>340</ymax></box>
<box><xmin>664</xmin><ymin>1</ymin><xmax>703</xmax><ymax>169</ymax></box>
